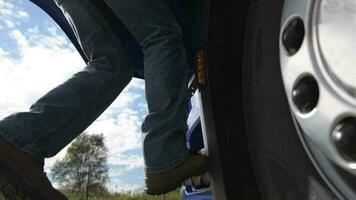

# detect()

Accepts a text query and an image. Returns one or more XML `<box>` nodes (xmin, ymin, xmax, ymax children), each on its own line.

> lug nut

<box><xmin>292</xmin><ymin>76</ymin><xmax>319</xmax><ymax>113</ymax></box>
<box><xmin>333</xmin><ymin>118</ymin><xmax>356</xmax><ymax>161</ymax></box>
<box><xmin>282</xmin><ymin>17</ymin><xmax>305</xmax><ymax>55</ymax></box>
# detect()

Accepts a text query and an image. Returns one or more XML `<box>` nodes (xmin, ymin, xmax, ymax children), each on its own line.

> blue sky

<box><xmin>0</xmin><ymin>0</ymin><xmax>202</xmax><ymax>193</ymax></box>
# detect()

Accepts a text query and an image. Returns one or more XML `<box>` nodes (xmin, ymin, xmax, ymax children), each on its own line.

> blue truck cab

<box><xmin>185</xmin><ymin>94</ymin><xmax>213</xmax><ymax>200</ymax></box>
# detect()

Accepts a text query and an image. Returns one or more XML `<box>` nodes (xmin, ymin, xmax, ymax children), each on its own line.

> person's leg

<box><xmin>0</xmin><ymin>0</ymin><xmax>133</xmax><ymax>160</ymax></box>
<box><xmin>103</xmin><ymin>0</ymin><xmax>190</xmax><ymax>173</ymax></box>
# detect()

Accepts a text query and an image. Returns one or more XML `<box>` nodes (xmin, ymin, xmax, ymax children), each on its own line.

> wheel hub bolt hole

<box><xmin>292</xmin><ymin>76</ymin><xmax>319</xmax><ymax>113</ymax></box>
<box><xmin>333</xmin><ymin>118</ymin><xmax>356</xmax><ymax>161</ymax></box>
<box><xmin>282</xmin><ymin>17</ymin><xmax>305</xmax><ymax>55</ymax></box>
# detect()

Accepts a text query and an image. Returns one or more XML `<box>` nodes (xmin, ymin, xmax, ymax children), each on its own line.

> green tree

<box><xmin>51</xmin><ymin>133</ymin><xmax>109</xmax><ymax>200</ymax></box>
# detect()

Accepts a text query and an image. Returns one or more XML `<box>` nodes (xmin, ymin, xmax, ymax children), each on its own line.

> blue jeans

<box><xmin>0</xmin><ymin>0</ymin><xmax>189</xmax><ymax>173</ymax></box>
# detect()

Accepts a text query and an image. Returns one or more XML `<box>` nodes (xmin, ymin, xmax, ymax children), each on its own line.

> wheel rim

<box><xmin>280</xmin><ymin>0</ymin><xmax>356</xmax><ymax>198</ymax></box>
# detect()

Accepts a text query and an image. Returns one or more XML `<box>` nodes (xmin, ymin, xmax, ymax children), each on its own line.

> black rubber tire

<box><xmin>242</xmin><ymin>0</ymin><xmax>337</xmax><ymax>199</ymax></box>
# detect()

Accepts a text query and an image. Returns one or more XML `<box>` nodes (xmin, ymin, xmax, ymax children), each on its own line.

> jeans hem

<box><xmin>145</xmin><ymin>148</ymin><xmax>189</xmax><ymax>173</ymax></box>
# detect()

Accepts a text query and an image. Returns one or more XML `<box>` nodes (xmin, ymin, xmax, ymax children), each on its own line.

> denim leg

<box><xmin>0</xmin><ymin>0</ymin><xmax>133</xmax><ymax>159</ymax></box>
<box><xmin>104</xmin><ymin>0</ymin><xmax>190</xmax><ymax>173</ymax></box>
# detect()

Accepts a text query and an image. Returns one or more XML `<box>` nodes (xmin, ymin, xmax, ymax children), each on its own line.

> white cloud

<box><xmin>0</xmin><ymin>0</ymin><xmax>14</xmax><ymax>16</ymax></box>
<box><xmin>4</xmin><ymin>19</ymin><xmax>15</xmax><ymax>28</ymax></box>
<box><xmin>86</xmin><ymin>112</ymin><xmax>142</xmax><ymax>154</ymax></box>
<box><xmin>85</xmin><ymin>90</ymin><xmax>145</xmax><ymax>163</ymax></box>
<box><xmin>10</xmin><ymin>29</ymin><xmax>28</xmax><ymax>47</ymax></box>
<box><xmin>109</xmin><ymin>155</ymin><xmax>144</xmax><ymax>170</ymax></box>
<box><xmin>17</xmin><ymin>10</ymin><xmax>29</xmax><ymax>19</ymax></box>
<box><xmin>108</xmin><ymin>91</ymin><xmax>141</xmax><ymax>112</ymax></box>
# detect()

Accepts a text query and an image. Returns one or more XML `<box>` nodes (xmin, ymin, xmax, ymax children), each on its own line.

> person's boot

<box><xmin>145</xmin><ymin>150</ymin><xmax>208</xmax><ymax>195</ymax></box>
<box><xmin>0</xmin><ymin>136</ymin><xmax>68</xmax><ymax>200</ymax></box>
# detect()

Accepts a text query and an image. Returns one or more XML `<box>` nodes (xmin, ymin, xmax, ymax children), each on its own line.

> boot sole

<box><xmin>145</xmin><ymin>164</ymin><xmax>208</xmax><ymax>195</ymax></box>
<box><xmin>0</xmin><ymin>158</ymin><xmax>42</xmax><ymax>200</ymax></box>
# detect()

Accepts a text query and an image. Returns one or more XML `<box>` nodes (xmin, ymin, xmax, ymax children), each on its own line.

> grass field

<box><xmin>62</xmin><ymin>189</ymin><xmax>181</xmax><ymax>200</ymax></box>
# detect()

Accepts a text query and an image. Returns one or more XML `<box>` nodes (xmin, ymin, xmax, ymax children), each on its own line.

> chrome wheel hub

<box><xmin>280</xmin><ymin>0</ymin><xmax>356</xmax><ymax>198</ymax></box>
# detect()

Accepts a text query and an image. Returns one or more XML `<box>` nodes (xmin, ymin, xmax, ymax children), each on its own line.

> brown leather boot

<box><xmin>0</xmin><ymin>136</ymin><xmax>68</xmax><ymax>200</ymax></box>
<box><xmin>145</xmin><ymin>150</ymin><xmax>208</xmax><ymax>195</ymax></box>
